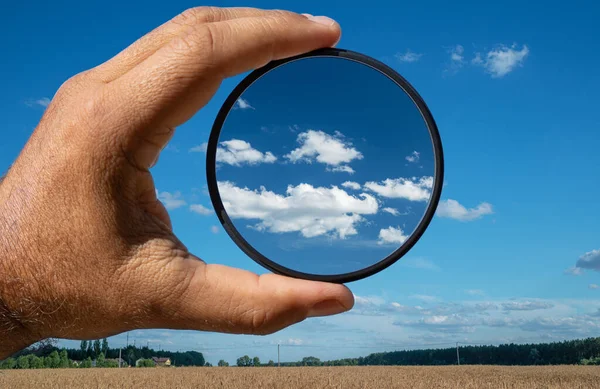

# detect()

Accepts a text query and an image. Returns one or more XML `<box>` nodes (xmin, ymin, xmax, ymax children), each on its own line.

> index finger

<box><xmin>106</xmin><ymin>11</ymin><xmax>340</xmax><ymax>136</ymax></box>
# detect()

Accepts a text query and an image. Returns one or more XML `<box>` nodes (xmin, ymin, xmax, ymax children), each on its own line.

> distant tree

<box><xmin>80</xmin><ymin>357</ymin><xmax>93</xmax><ymax>368</ymax></box>
<box><xmin>252</xmin><ymin>356</ymin><xmax>260</xmax><ymax>367</ymax></box>
<box><xmin>218</xmin><ymin>360</ymin><xmax>229</xmax><ymax>367</ymax></box>
<box><xmin>47</xmin><ymin>351</ymin><xmax>61</xmax><ymax>368</ymax></box>
<box><xmin>80</xmin><ymin>341</ymin><xmax>87</xmax><ymax>359</ymax></box>
<box><xmin>137</xmin><ymin>359</ymin><xmax>155</xmax><ymax>367</ymax></box>
<box><xmin>581</xmin><ymin>357</ymin><xmax>600</xmax><ymax>365</ymax></box>
<box><xmin>267</xmin><ymin>360</ymin><xmax>275</xmax><ymax>366</ymax></box>
<box><xmin>58</xmin><ymin>350</ymin><xmax>70</xmax><ymax>368</ymax></box>
<box><xmin>93</xmin><ymin>340</ymin><xmax>101</xmax><ymax>358</ymax></box>
<box><xmin>87</xmin><ymin>342</ymin><xmax>93</xmax><ymax>358</ymax></box>
<box><xmin>97</xmin><ymin>352</ymin><xmax>106</xmax><ymax>367</ymax></box>
<box><xmin>127</xmin><ymin>349</ymin><xmax>136</xmax><ymax>367</ymax></box>
<box><xmin>528</xmin><ymin>348</ymin><xmax>541</xmax><ymax>365</ymax></box>
<box><xmin>16</xmin><ymin>356</ymin><xmax>30</xmax><ymax>369</ymax></box>
<box><xmin>101</xmin><ymin>338</ymin><xmax>109</xmax><ymax>355</ymax></box>
<box><xmin>28</xmin><ymin>355</ymin><xmax>43</xmax><ymax>369</ymax></box>
<box><xmin>205</xmin><ymin>362</ymin><xmax>212</xmax><ymax>367</ymax></box>
<box><xmin>236</xmin><ymin>355</ymin><xmax>251</xmax><ymax>367</ymax></box>
<box><xmin>301</xmin><ymin>356</ymin><xmax>321</xmax><ymax>366</ymax></box>
<box><xmin>1</xmin><ymin>358</ymin><xmax>16</xmax><ymax>369</ymax></box>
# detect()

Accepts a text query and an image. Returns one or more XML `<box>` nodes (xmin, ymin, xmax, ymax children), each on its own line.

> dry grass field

<box><xmin>2</xmin><ymin>365</ymin><xmax>600</xmax><ymax>388</ymax></box>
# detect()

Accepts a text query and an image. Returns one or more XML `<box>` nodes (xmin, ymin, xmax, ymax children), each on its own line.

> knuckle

<box><xmin>172</xmin><ymin>23</ymin><xmax>219</xmax><ymax>58</ymax></box>
<box><xmin>78</xmin><ymin>90</ymin><xmax>110</xmax><ymax>125</ymax></box>
<box><xmin>175</xmin><ymin>6</ymin><xmax>221</xmax><ymax>25</ymax></box>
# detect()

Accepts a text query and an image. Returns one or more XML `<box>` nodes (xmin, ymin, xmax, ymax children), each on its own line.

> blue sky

<box><xmin>2</xmin><ymin>0</ymin><xmax>600</xmax><ymax>364</ymax></box>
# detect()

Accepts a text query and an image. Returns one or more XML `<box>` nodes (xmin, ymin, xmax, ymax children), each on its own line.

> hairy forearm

<box><xmin>0</xmin><ymin>176</ymin><xmax>38</xmax><ymax>359</ymax></box>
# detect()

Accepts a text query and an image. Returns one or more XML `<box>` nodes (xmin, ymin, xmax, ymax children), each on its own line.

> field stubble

<box><xmin>1</xmin><ymin>365</ymin><xmax>600</xmax><ymax>388</ymax></box>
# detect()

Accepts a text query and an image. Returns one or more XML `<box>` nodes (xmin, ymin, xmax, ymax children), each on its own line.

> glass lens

<box><xmin>214</xmin><ymin>56</ymin><xmax>436</xmax><ymax>276</ymax></box>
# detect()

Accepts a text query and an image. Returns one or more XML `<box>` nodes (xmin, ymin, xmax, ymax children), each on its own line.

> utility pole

<box><xmin>119</xmin><ymin>348</ymin><xmax>122</xmax><ymax>368</ymax></box>
<box><xmin>278</xmin><ymin>344</ymin><xmax>280</xmax><ymax>367</ymax></box>
<box><xmin>456</xmin><ymin>342</ymin><xmax>460</xmax><ymax>365</ymax></box>
<box><xmin>126</xmin><ymin>333</ymin><xmax>129</xmax><ymax>348</ymax></box>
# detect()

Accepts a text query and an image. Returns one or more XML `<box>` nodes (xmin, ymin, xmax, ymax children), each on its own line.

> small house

<box><xmin>152</xmin><ymin>357</ymin><xmax>171</xmax><ymax>367</ymax></box>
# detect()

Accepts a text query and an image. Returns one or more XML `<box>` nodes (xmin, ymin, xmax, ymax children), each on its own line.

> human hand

<box><xmin>0</xmin><ymin>7</ymin><xmax>353</xmax><ymax>358</ymax></box>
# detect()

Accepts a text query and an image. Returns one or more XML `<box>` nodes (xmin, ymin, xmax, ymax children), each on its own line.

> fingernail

<box><xmin>307</xmin><ymin>299</ymin><xmax>348</xmax><ymax>318</ymax></box>
<box><xmin>305</xmin><ymin>15</ymin><xmax>336</xmax><ymax>26</ymax></box>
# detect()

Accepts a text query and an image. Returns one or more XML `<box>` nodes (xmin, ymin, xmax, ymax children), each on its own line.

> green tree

<box><xmin>29</xmin><ymin>355</ymin><xmax>43</xmax><ymax>369</ymax></box>
<box><xmin>236</xmin><ymin>355</ymin><xmax>251</xmax><ymax>367</ymax></box>
<box><xmin>59</xmin><ymin>350</ymin><xmax>70</xmax><ymax>368</ymax></box>
<box><xmin>87</xmin><ymin>342</ymin><xmax>93</xmax><ymax>358</ymax></box>
<box><xmin>137</xmin><ymin>359</ymin><xmax>155</xmax><ymax>367</ymax></box>
<box><xmin>80</xmin><ymin>340</ymin><xmax>88</xmax><ymax>358</ymax></box>
<box><xmin>16</xmin><ymin>356</ymin><xmax>30</xmax><ymax>369</ymax></box>
<box><xmin>93</xmin><ymin>340</ymin><xmax>101</xmax><ymax>359</ymax></box>
<box><xmin>101</xmin><ymin>338</ymin><xmax>109</xmax><ymax>355</ymax></box>
<box><xmin>205</xmin><ymin>362</ymin><xmax>212</xmax><ymax>367</ymax></box>
<box><xmin>80</xmin><ymin>357</ymin><xmax>93</xmax><ymax>368</ymax></box>
<box><xmin>252</xmin><ymin>356</ymin><xmax>260</xmax><ymax>367</ymax></box>
<box><xmin>301</xmin><ymin>356</ymin><xmax>321</xmax><ymax>366</ymax></box>
<box><xmin>97</xmin><ymin>352</ymin><xmax>106</xmax><ymax>367</ymax></box>
<box><xmin>267</xmin><ymin>360</ymin><xmax>275</xmax><ymax>366</ymax></box>
<box><xmin>218</xmin><ymin>360</ymin><xmax>229</xmax><ymax>367</ymax></box>
<box><xmin>1</xmin><ymin>358</ymin><xmax>16</xmax><ymax>369</ymax></box>
<box><xmin>47</xmin><ymin>351</ymin><xmax>61</xmax><ymax>368</ymax></box>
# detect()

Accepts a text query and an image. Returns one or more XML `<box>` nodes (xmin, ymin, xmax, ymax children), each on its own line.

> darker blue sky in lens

<box><xmin>216</xmin><ymin>56</ymin><xmax>435</xmax><ymax>275</ymax></box>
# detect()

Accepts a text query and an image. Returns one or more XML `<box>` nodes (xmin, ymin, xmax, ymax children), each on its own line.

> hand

<box><xmin>0</xmin><ymin>6</ymin><xmax>353</xmax><ymax>358</ymax></box>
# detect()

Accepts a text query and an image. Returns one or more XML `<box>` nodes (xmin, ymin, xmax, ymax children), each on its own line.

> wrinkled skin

<box><xmin>0</xmin><ymin>7</ymin><xmax>353</xmax><ymax>359</ymax></box>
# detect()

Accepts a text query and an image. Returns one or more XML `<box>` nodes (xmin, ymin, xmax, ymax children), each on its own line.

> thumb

<box><xmin>143</xmin><ymin>257</ymin><xmax>354</xmax><ymax>335</ymax></box>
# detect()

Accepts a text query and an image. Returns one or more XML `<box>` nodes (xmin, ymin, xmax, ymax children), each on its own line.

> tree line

<box><xmin>240</xmin><ymin>337</ymin><xmax>600</xmax><ymax>367</ymax></box>
<box><xmin>1</xmin><ymin>338</ymin><xmax>206</xmax><ymax>369</ymax></box>
<box><xmin>4</xmin><ymin>336</ymin><xmax>600</xmax><ymax>369</ymax></box>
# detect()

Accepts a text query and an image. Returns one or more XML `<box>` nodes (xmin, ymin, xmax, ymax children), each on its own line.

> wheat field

<box><xmin>2</xmin><ymin>366</ymin><xmax>600</xmax><ymax>388</ymax></box>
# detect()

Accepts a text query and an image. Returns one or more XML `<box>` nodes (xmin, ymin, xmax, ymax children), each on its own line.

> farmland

<box><xmin>2</xmin><ymin>365</ymin><xmax>600</xmax><ymax>388</ymax></box>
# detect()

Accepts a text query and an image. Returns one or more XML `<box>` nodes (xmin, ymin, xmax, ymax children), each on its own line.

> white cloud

<box><xmin>216</xmin><ymin>139</ymin><xmax>277</xmax><ymax>166</ymax></box>
<box><xmin>565</xmin><ymin>266</ymin><xmax>584</xmax><ymax>276</ymax></box>
<box><xmin>471</xmin><ymin>53</ymin><xmax>483</xmax><ymax>65</ymax></box>
<box><xmin>501</xmin><ymin>301</ymin><xmax>554</xmax><ymax>311</ymax></box>
<box><xmin>474</xmin><ymin>44</ymin><xmax>529</xmax><ymax>78</ymax></box>
<box><xmin>576</xmin><ymin>249</ymin><xmax>600</xmax><ymax>271</ymax></box>
<box><xmin>378</xmin><ymin>226</ymin><xmax>408</xmax><ymax>245</ymax></box>
<box><xmin>327</xmin><ymin>165</ymin><xmax>355</xmax><ymax>174</ymax></box>
<box><xmin>399</xmin><ymin>257</ymin><xmax>440</xmax><ymax>271</ymax></box>
<box><xmin>364</xmin><ymin>176</ymin><xmax>433</xmax><ymax>201</ymax></box>
<box><xmin>285</xmin><ymin>130</ymin><xmax>363</xmax><ymax>168</ymax></box>
<box><xmin>382</xmin><ymin>207</ymin><xmax>399</xmax><ymax>216</ymax></box>
<box><xmin>341</xmin><ymin>181</ymin><xmax>361</xmax><ymax>190</ymax></box>
<box><xmin>444</xmin><ymin>45</ymin><xmax>465</xmax><ymax>75</ymax></box>
<box><xmin>218</xmin><ymin>181</ymin><xmax>378</xmax><ymax>239</ymax></box>
<box><xmin>589</xmin><ymin>284</ymin><xmax>599</xmax><ymax>290</ymax></box>
<box><xmin>354</xmin><ymin>294</ymin><xmax>385</xmax><ymax>307</ymax></box>
<box><xmin>436</xmin><ymin>199</ymin><xmax>493</xmax><ymax>221</ymax></box>
<box><xmin>189</xmin><ymin>204</ymin><xmax>212</xmax><ymax>215</ymax></box>
<box><xmin>395</xmin><ymin>49</ymin><xmax>422</xmax><ymax>63</ymax></box>
<box><xmin>234</xmin><ymin>97</ymin><xmax>254</xmax><ymax>110</ymax></box>
<box><xmin>278</xmin><ymin>338</ymin><xmax>304</xmax><ymax>346</ymax></box>
<box><xmin>189</xmin><ymin>142</ymin><xmax>208</xmax><ymax>153</ymax></box>
<box><xmin>450</xmin><ymin>44</ymin><xmax>465</xmax><ymax>63</ymax></box>
<box><xmin>405</xmin><ymin>151</ymin><xmax>420</xmax><ymax>163</ymax></box>
<box><xmin>25</xmin><ymin>97</ymin><xmax>51</xmax><ymax>108</ymax></box>
<box><xmin>157</xmin><ymin>191</ymin><xmax>186</xmax><ymax>210</ymax></box>
<box><xmin>210</xmin><ymin>225</ymin><xmax>220</xmax><ymax>234</ymax></box>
